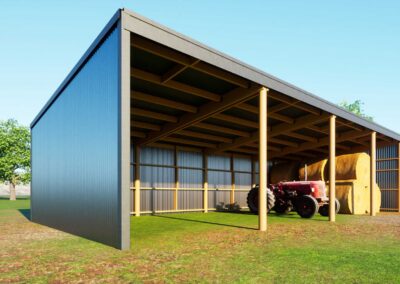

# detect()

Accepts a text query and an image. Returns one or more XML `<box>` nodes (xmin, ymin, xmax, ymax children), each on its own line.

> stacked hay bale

<box><xmin>298</xmin><ymin>153</ymin><xmax>381</xmax><ymax>215</ymax></box>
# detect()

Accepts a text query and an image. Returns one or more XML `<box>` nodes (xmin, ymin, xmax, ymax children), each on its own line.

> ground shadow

<box><xmin>215</xmin><ymin>210</ymin><xmax>255</xmax><ymax>215</ymax></box>
<box><xmin>273</xmin><ymin>212</ymin><xmax>327</xmax><ymax>222</ymax></box>
<box><xmin>220</xmin><ymin>210</ymin><xmax>329</xmax><ymax>223</ymax></box>
<box><xmin>154</xmin><ymin>214</ymin><xmax>257</xmax><ymax>230</ymax></box>
<box><xmin>18</xmin><ymin>209</ymin><xmax>31</xmax><ymax>221</ymax></box>
<box><xmin>216</xmin><ymin>210</ymin><xmax>327</xmax><ymax>222</ymax></box>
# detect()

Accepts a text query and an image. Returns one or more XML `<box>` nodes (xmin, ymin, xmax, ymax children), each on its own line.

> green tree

<box><xmin>0</xmin><ymin>119</ymin><xmax>30</xmax><ymax>200</ymax></box>
<box><xmin>339</xmin><ymin>100</ymin><xmax>373</xmax><ymax>121</ymax></box>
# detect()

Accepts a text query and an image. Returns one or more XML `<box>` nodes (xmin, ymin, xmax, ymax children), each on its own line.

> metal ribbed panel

<box><xmin>208</xmin><ymin>171</ymin><xmax>232</xmax><ymax>189</ymax></box>
<box><xmin>234</xmin><ymin>191</ymin><xmax>249</xmax><ymax>207</ymax></box>
<box><xmin>140</xmin><ymin>166</ymin><xmax>174</xmax><ymax>188</ymax></box>
<box><xmin>179</xmin><ymin>169</ymin><xmax>203</xmax><ymax>188</ymax></box>
<box><xmin>233</xmin><ymin>157</ymin><xmax>251</xmax><ymax>172</ymax></box>
<box><xmin>31</xmin><ymin>27</ymin><xmax>120</xmax><ymax>247</ymax></box>
<box><xmin>208</xmin><ymin>190</ymin><xmax>230</xmax><ymax>208</ymax></box>
<box><xmin>140</xmin><ymin>190</ymin><xmax>152</xmax><ymax>212</ymax></box>
<box><xmin>376</xmin><ymin>144</ymin><xmax>399</xmax><ymax>211</ymax></box>
<box><xmin>155</xmin><ymin>190</ymin><xmax>174</xmax><ymax>211</ymax></box>
<box><xmin>178</xmin><ymin>150</ymin><xmax>202</xmax><ymax>167</ymax></box>
<box><xmin>141</xmin><ymin>147</ymin><xmax>174</xmax><ymax>165</ymax></box>
<box><xmin>178</xmin><ymin>190</ymin><xmax>203</xmax><ymax>210</ymax></box>
<box><xmin>208</xmin><ymin>155</ymin><xmax>230</xmax><ymax>170</ymax></box>
<box><xmin>235</xmin><ymin>173</ymin><xmax>252</xmax><ymax>189</ymax></box>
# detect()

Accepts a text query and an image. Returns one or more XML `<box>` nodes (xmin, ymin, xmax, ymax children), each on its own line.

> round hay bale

<box><xmin>299</xmin><ymin>159</ymin><xmax>327</xmax><ymax>181</ymax></box>
<box><xmin>324</xmin><ymin>153</ymin><xmax>370</xmax><ymax>182</ymax></box>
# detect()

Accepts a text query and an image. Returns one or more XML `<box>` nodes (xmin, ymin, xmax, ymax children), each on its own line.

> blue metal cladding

<box><xmin>31</xmin><ymin>26</ymin><xmax>121</xmax><ymax>247</ymax></box>
<box><xmin>376</xmin><ymin>144</ymin><xmax>399</xmax><ymax>211</ymax></box>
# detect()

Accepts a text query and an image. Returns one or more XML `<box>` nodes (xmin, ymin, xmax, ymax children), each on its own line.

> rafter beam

<box><xmin>132</xmin><ymin>91</ymin><xmax>197</xmax><ymax>113</ymax></box>
<box><xmin>230</xmin><ymin>148</ymin><xmax>258</xmax><ymax>155</ymax></box>
<box><xmin>131</xmin><ymin>36</ymin><xmax>250</xmax><ymax>88</ymax></box>
<box><xmin>270</xmin><ymin>113</ymin><xmax>328</xmax><ymax>137</ymax></box>
<box><xmin>177</xmin><ymin>130</ymin><xmax>232</xmax><ymax>143</ymax></box>
<box><xmin>194</xmin><ymin>122</ymin><xmax>250</xmax><ymax>137</ymax></box>
<box><xmin>337</xmin><ymin>118</ymin><xmax>364</xmax><ymax>131</ymax></box>
<box><xmin>235</xmin><ymin>103</ymin><xmax>258</xmax><ymax>114</ymax></box>
<box><xmin>214</xmin><ymin>113</ymin><xmax>259</xmax><ymax>128</ymax></box>
<box><xmin>269</xmin><ymin>113</ymin><xmax>294</xmax><ymax>124</ymax></box>
<box><xmin>131</xmin><ymin>131</ymin><xmax>146</xmax><ymax>138</ymax></box>
<box><xmin>132</xmin><ymin>107</ymin><xmax>178</xmax><ymax>123</ymax></box>
<box><xmin>161</xmin><ymin>59</ymin><xmax>200</xmax><ymax>83</ymax></box>
<box><xmin>336</xmin><ymin>144</ymin><xmax>351</xmax><ymax>151</ymax></box>
<box><xmin>131</xmin><ymin>68</ymin><xmax>221</xmax><ymax>102</ymax></box>
<box><xmin>245</xmin><ymin>143</ymin><xmax>281</xmax><ymax>152</ymax></box>
<box><xmin>235</xmin><ymin>103</ymin><xmax>294</xmax><ymax>124</ymax></box>
<box><xmin>269</xmin><ymin>92</ymin><xmax>320</xmax><ymax>115</ymax></box>
<box><xmin>307</xmin><ymin>125</ymin><xmax>327</xmax><ymax>134</ymax></box>
<box><xmin>162</xmin><ymin>137</ymin><xmax>217</xmax><ymax>148</ymax></box>
<box><xmin>131</xmin><ymin>121</ymin><xmax>161</xmax><ymax>131</ymax></box>
<box><xmin>136</xmin><ymin>84</ymin><xmax>261</xmax><ymax>145</ymax></box>
<box><xmin>295</xmin><ymin>151</ymin><xmax>318</xmax><ymax>158</ymax></box>
<box><xmin>283</xmin><ymin>132</ymin><xmax>318</xmax><ymax>143</ymax></box>
<box><xmin>207</xmin><ymin>113</ymin><xmax>329</xmax><ymax>154</ymax></box>
<box><xmin>270</xmin><ymin>130</ymin><xmax>371</xmax><ymax>159</ymax></box>
<box><xmin>268</xmin><ymin>137</ymin><xmax>298</xmax><ymax>148</ymax></box>
<box><xmin>268</xmin><ymin>102</ymin><xmax>294</xmax><ymax>114</ymax></box>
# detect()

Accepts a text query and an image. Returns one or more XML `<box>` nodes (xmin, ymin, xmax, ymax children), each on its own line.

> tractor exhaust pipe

<box><xmin>305</xmin><ymin>164</ymin><xmax>308</xmax><ymax>181</ymax></box>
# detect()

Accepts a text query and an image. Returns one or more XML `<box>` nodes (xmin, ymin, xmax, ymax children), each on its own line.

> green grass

<box><xmin>1</xmin><ymin>199</ymin><xmax>400</xmax><ymax>283</ymax></box>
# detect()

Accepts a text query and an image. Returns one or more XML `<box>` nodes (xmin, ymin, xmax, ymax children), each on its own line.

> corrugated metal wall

<box><xmin>377</xmin><ymin>144</ymin><xmax>399</xmax><ymax>211</ymax></box>
<box><xmin>130</xmin><ymin>146</ymin><xmax>254</xmax><ymax>213</ymax></box>
<box><xmin>31</xmin><ymin>26</ymin><xmax>121</xmax><ymax>247</ymax></box>
<box><xmin>131</xmin><ymin>144</ymin><xmax>400</xmax><ymax>214</ymax></box>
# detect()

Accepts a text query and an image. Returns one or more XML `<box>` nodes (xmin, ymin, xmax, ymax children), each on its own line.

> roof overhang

<box><xmin>31</xmin><ymin>8</ymin><xmax>400</xmax><ymax>161</ymax></box>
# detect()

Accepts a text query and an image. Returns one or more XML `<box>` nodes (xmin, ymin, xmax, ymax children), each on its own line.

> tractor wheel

<box><xmin>296</xmin><ymin>195</ymin><xmax>319</xmax><ymax>218</ymax></box>
<box><xmin>274</xmin><ymin>203</ymin><xmax>292</xmax><ymax>214</ymax></box>
<box><xmin>247</xmin><ymin>186</ymin><xmax>275</xmax><ymax>214</ymax></box>
<box><xmin>319</xmin><ymin>199</ymin><xmax>340</xmax><ymax>217</ymax></box>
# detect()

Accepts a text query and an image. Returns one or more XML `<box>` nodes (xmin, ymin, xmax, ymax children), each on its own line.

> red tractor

<box><xmin>247</xmin><ymin>181</ymin><xmax>340</xmax><ymax>218</ymax></box>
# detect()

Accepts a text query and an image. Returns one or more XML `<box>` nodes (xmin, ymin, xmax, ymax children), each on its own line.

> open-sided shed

<box><xmin>31</xmin><ymin>9</ymin><xmax>400</xmax><ymax>249</ymax></box>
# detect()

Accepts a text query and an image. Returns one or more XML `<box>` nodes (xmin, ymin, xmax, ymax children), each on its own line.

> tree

<box><xmin>0</xmin><ymin>119</ymin><xmax>30</xmax><ymax>200</ymax></box>
<box><xmin>339</xmin><ymin>100</ymin><xmax>373</xmax><ymax>121</ymax></box>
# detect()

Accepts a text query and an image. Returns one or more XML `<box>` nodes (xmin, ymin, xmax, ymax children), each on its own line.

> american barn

<box><xmin>31</xmin><ymin>9</ymin><xmax>400</xmax><ymax>249</ymax></box>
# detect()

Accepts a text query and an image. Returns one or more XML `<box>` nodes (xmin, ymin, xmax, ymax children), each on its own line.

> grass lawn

<box><xmin>1</xmin><ymin>198</ymin><xmax>400</xmax><ymax>283</ymax></box>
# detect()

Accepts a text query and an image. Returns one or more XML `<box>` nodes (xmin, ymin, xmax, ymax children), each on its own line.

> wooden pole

<box><xmin>370</xmin><ymin>131</ymin><xmax>376</xmax><ymax>216</ymax></box>
<box><xmin>174</xmin><ymin>146</ymin><xmax>179</xmax><ymax>211</ymax></box>
<box><xmin>329</xmin><ymin>115</ymin><xmax>336</xmax><ymax>222</ymax></box>
<box><xmin>398</xmin><ymin>142</ymin><xmax>400</xmax><ymax>213</ymax></box>
<box><xmin>134</xmin><ymin>145</ymin><xmax>141</xmax><ymax>217</ymax></box>
<box><xmin>259</xmin><ymin>87</ymin><xmax>268</xmax><ymax>231</ymax></box>
<box><xmin>203</xmin><ymin>154</ymin><xmax>208</xmax><ymax>213</ymax></box>
<box><xmin>230</xmin><ymin>154</ymin><xmax>235</xmax><ymax>204</ymax></box>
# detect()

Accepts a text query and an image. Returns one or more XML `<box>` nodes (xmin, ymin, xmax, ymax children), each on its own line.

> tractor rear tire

<box><xmin>296</xmin><ymin>195</ymin><xmax>319</xmax><ymax>218</ymax></box>
<box><xmin>319</xmin><ymin>199</ymin><xmax>340</xmax><ymax>217</ymax></box>
<box><xmin>247</xmin><ymin>186</ymin><xmax>275</xmax><ymax>214</ymax></box>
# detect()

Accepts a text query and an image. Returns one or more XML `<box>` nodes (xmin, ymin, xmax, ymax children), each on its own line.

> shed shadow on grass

<box><xmin>18</xmin><ymin>209</ymin><xmax>31</xmax><ymax>221</ymax></box>
<box><xmin>154</xmin><ymin>214</ymin><xmax>257</xmax><ymax>230</ymax></box>
<box><xmin>214</xmin><ymin>209</ymin><xmax>328</xmax><ymax>222</ymax></box>
<box><xmin>272</xmin><ymin>212</ymin><xmax>327</xmax><ymax>222</ymax></box>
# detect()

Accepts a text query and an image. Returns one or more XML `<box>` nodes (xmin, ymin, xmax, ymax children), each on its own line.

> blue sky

<box><xmin>1</xmin><ymin>0</ymin><xmax>399</xmax><ymax>133</ymax></box>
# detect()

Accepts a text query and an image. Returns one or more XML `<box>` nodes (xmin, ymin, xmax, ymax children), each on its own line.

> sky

<box><xmin>1</xmin><ymin>0</ymin><xmax>399</xmax><ymax>133</ymax></box>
